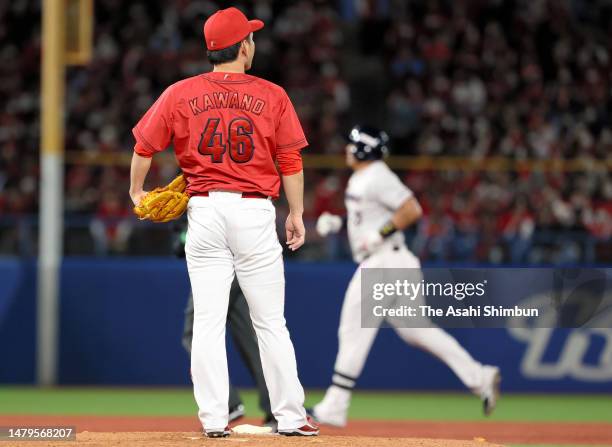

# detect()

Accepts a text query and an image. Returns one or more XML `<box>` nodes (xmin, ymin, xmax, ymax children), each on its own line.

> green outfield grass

<box><xmin>0</xmin><ymin>387</ymin><xmax>611</xmax><ymax>423</ymax></box>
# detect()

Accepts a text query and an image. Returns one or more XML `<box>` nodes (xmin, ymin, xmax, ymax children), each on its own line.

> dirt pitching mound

<box><xmin>5</xmin><ymin>432</ymin><xmax>503</xmax><ymax>447</ymax></box>
<box><xmin>3</xmin><ymin>415</ymin><xmax>611</xmax><ymax>445</ymax></box>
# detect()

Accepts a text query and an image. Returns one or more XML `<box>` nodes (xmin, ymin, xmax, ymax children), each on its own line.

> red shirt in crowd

<box><xmin>133</xmin><ymin>72</ymin><xmax>307</xmax><ymax>198</ymax></box>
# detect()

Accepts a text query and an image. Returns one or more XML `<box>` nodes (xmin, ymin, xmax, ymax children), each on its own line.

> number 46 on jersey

<box><xmin>198</xmin><ymin>117</ymin><xmax>255</xmax><ymax>164</ymax></box>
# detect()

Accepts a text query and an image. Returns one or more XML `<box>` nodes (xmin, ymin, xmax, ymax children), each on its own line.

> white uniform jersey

<box><xmin>345</xmin><ymin>161</ymin><xmax>414</xmax><ymax>262</ymax></box>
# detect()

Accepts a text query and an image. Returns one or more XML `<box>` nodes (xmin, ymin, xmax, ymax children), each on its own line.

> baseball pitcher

<box><xmin>174</xmin><ymin>224</ymin><xmax>274</xmax><ymax>427</ymax></box>
<box><xmin>311</xmin><ymin>126</ymin><xmax>501</xmax><ymax>427</ymax></box>
<box><xmin>129</xmin><ymin>7</ymin><xmax>318</xmax><ymax>437</ymax></box>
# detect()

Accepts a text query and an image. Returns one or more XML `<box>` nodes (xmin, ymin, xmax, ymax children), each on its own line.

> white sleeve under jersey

<box><xmin>345</xmin><ymin>161</ymin><xmax>413</xmax><ymax>262</ymax></box>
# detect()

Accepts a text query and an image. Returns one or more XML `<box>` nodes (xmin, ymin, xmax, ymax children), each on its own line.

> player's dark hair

<box><xmin>206</xmin><ymin>38</ymin><xmax>246</xmax><ymax>65</ymax></box>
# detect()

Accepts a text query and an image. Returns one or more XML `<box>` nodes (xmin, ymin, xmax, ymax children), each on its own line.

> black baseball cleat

<box><xmin>228</xmin><ymin>403</ymin><xmax>245</xmax><ymax>423</ymax></box>
<box><xmin>278</xmin><ymin>416</ymin><xmax>319</xmax><ymax>436</ymax></box>
<box><xmin>205</xmin><ymin>426</ymin><xmax>231</xmax><ymax>438</ymax></box>
<box><xmin>263</xmin><ymin>415</ymin><xmax>278</xmax><ymax>433</ymax></box>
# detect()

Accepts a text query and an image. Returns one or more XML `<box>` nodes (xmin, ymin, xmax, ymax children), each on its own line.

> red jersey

<box><xmin>133</xmin><ymin>72</ymin><xmax>307</xmax><ymax>198</ymax></box>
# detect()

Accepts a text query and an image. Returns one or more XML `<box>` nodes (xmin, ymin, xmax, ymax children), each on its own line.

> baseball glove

<box><xmin>133</xmin><ymin>174</ymin><xmax>189</xmax><ymax>223</ymax></box>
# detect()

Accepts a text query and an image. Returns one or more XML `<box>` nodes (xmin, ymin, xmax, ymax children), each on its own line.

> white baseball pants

<box><xmin>185</xmin><ymin>192</ymin><xmax>307</xmax><ymax>432</ymax></box>
<box><xmin>320</xmin><ymin>244</ymin><xmax>488</xmax><ymax>412</ymax></box>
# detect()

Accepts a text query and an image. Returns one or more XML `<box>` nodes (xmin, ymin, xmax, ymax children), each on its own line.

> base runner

<box><xmin>311</xmin><ymin>125</ymin><xmax>501</xmax><ymax>427</ymax></box>
<box><xmin>129</xmin><ymin>7</ymin><xmax>317</xmax><ymax>437</ymax></box>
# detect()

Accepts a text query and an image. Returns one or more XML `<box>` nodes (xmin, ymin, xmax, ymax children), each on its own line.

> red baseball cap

<box><xmin>204</xmin><ymin>7</ymin><xmax>264</xmax><ymax>51</ymax></box>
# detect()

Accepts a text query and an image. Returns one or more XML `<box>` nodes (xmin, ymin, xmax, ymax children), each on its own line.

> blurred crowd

<box><xmin>0</xmin><ymin>0</ymin><xmax>610</xmax><ymax>262</ymax></box>
<box><xmin>310</xmin><ymin>168</ymin><xmax>611</xmax><ymax>263</ymax></box>
<box><xmin>305</xmin><ymin>0</ymin><xmax>612</xmax><ymax>263</ymax></box>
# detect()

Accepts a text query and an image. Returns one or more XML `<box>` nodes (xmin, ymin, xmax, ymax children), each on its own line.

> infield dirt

<box><xmin>3</xmin><ymin>432</ymin><xmax>503</xmax><ymax>447</ymax></box>
<box><xmin>2</xmin><ymin>415</ymin><xmax>611</xmax><ymax>445</ymax></box>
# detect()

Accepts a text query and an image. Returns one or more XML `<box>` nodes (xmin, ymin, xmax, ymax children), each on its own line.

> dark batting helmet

<box><xmin>347</xmin><ymin>125</ymin><xmax>390</xmax><ymax>161</ymax></box>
